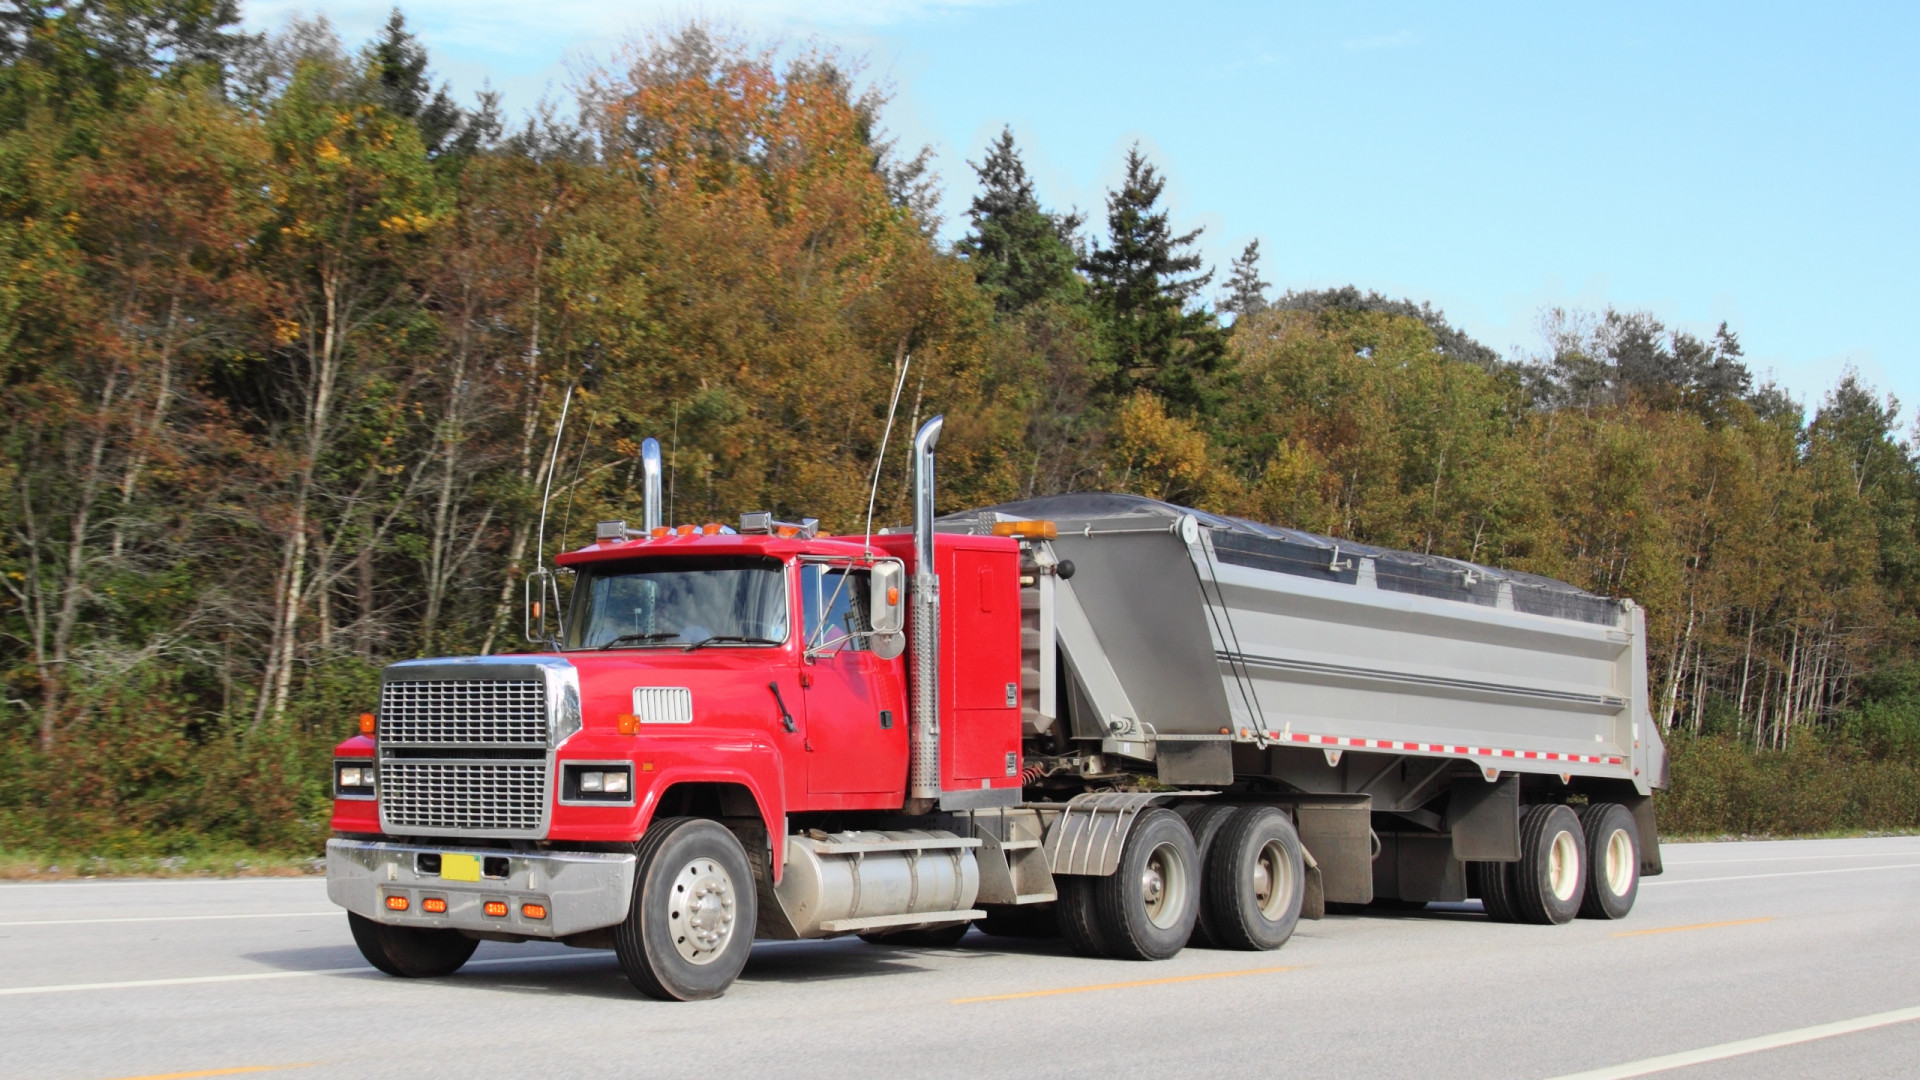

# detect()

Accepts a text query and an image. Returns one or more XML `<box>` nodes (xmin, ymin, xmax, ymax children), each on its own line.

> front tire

<box><xmin>1576</xmin><ymin>803</ymin><xmax>1640</xmax><ymax>919</ymax></box>
<box><xmin>614</xmin><ymin>817</ymin><xmax>757</xmax><ymax>1001</ymax></box>
<box><xmin>1512</xmin><ymin>804</ymin><xmax>1586</xmax><ymax>925</ymax></box>
<box><xmin>1202</xmin><ymin>806</ymin><xmax>1305</xmax><ymax>951</ymax></box>
<box><xmin>1089</xmin><ymin>808</ymin><xmax>1199</xmax><ymax>960</ymax></box>
<box><xmin>347</xmin><ymin>912</ymin><xmax>478</xmax><ymax>977</ymax></box>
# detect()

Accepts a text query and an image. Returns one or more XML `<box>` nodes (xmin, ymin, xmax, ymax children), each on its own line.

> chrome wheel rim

<box><xmin>668</xmin><ymin>857</ymin><xmax>737</xmax><ymax>965</ymax></box>
<box><xmin>1604</xmin><ymin>827</ymin><xmax>1635</xmax><ymax>897</ymax></box>
<box><xmin>1548</xmin><ymin>829</ymin><xmax>1581</xmax><ymax>903</ymax></box>
<box><xmin>1253</xmin><ymin>838</ymin><xmax>1295</xmax><ymax>921</ymax></box>
<box><xmin>1140</xmin><ymin>842</ymin><xmax>1189</xmax><ymax>930</ymax></box>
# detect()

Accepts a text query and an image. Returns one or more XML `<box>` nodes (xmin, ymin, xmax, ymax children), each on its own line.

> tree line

<box><xmin>2</xmin><ymin>2</ymin><xmax>1915</xmax><ymax>854</ymax></box>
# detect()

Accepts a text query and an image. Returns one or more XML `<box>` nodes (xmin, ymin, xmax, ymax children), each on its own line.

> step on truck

<box><xmin>327</xmin><ymin>416</ymin><xmax>1668</xmax><ymax>999</ymax></box>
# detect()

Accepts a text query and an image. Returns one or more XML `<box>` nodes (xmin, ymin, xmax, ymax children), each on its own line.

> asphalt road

<box><xmin>2</xmin><ymin>835</ymin><xmax>1917</xmax><ymax>1080</ymax></box>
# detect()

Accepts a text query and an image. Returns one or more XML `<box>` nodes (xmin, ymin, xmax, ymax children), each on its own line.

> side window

<box><xmin>802</xmin><ymin>566</ymin><xmax>871</xmax><ymax>653</ymax></box>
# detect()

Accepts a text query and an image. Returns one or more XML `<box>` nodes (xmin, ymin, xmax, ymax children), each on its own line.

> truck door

<box><xmin>799</xmin><ymin>564</ymin><xmax>907</xmax><ymax>794</ymax></box>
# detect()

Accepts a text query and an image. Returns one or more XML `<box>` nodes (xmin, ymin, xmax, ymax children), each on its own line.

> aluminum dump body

<box><xmin>944</xmin><ymin>494</ymin><xmax>1666</xmax><ymax>796</ymax></box>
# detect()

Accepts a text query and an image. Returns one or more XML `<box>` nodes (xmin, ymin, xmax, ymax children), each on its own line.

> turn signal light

<box><xmin>886</xmin><ymin>586</ymin><xmax>899</xmax><ymax>605</ymax></box>
<box><xmin>359</xmin><ymin>712</ymin><xmax>376</xmax><ymax>735</ymax></box>
<box><xmin>422</xmin><ymin>898</ymin><xmax>447</xmax><ymax>914</ymax></box>
<box><xmin>484</xmin><ymin>901</ymin><xmax>508</xmax><ymax>918</ymax></box>
<box><xmin>521</xmin><ymin>903</ymin><xmax>548</xmax><ymax>920</ymax></box>
<box><xmin>385</xmin><ymin>895</ymin><xmax>408</xmax><ymax>912</ymax></box>
<box><xmin>616</xmin><ymin>712</ymin><xmax>640</xmax><ymax>735</ymax></box>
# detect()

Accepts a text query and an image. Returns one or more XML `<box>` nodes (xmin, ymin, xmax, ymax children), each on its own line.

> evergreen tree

<box><xmin>1081</xmin><ymin>144</ymin><xmax>1224</xmax><ymax>411</ymax></box>
<box><xmin>1220</xmin><ymin>239</ymin><xmax>1269</xmax><ymax>321</ymax></box>
<box><xmin>365</xmin><ymin>9</ymin><xmax>496</xmax><ymax>159</ymax></box>
<box><xmin>955</xmin><ymin>127</ymin><xmax>1082</xmax><ymax>312</ymax></box>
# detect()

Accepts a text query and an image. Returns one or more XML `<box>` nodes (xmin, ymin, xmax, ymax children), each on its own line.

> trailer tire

<box><xmin>347</xmin><ymin>912</ymin><xmax>478</xmax><ymax>978</ymax></box>
<box><xmin>1202</xmin><ymin>806</ymin><xmax>1305</xmax><ymax>951</ymax></box>
<box><xmin>859</xmin><ymin>922</ymin><xmax>971</xmax><ymax>948</ymax></box>
<box><xmin>1469</xmin><ymin>861</ymin><xmax>1519</xmax><ymax>923</ymax></box>
<box><xmin>614</xmin><ymin>817</ymin><xmax>757</xmax><ymax>1001</ymax></box>
<box><xmin>1576</xmin><ymin>803</ymin><xmax>1640</xmax><ymax>920</ymax></box>
<box><xmin>1055</xmin><ymin>875</ymin><xmax>1109</xmax><ymax>958</ymax></box>
<box><xmin>1512</xmin><ymin>804</ymin><xmax>1585</xmax><ymax>925</ymax></box>
<box><xmin>1090</xmin><ymin>808</ymin><xmax>1200</xmax><ymax>961</ymax></box>
<box><xmin>1176</xmin><ymin>803</ymin><xmax>1237</xmax><ymax>948</ymax></box>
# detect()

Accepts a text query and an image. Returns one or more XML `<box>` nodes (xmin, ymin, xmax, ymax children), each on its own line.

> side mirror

<box><xmin>869</xmin><ymin>559</ymin><xmax>906</xmax><ymax>659</ymax></box>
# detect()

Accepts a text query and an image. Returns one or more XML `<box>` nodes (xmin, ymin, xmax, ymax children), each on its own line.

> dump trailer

<box><xmin>326</xmin><ymin>417</ymin><xmax>1666</xmax><ymax>1000</ymax></box>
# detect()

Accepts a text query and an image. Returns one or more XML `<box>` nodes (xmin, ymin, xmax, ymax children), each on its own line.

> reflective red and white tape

<box><xmin>1269</xmin><ymin>730</ymin><xmax>1623</xmax><ymax>767</ymax></box>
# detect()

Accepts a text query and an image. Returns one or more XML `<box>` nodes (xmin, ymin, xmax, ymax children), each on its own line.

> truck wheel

<box><xmin>1090</xmin><ymin>808</ymin><xmax>1199</xmax><ymax>961</ymax></box>
<box><xmin>1202</xmin><ymin>806</ymin><xmax>1305</xmax><ymax>951</ymax></box>
<box><xmin>347</xmin><ymin>912</ymin><xmax>478</xmax><ymax>977</ymax></box>
<box><xmin>1175</xmin><ymin>803</ymin><xmax>1237</xmax><ymax>947</ymax></box>
<box><xmin>613</xmin><ymin>817</ymin><xmax>757</xmax><ymax>1001</ymax></box>
<box><xmin>1576</xmin><ymin>803</ymin><xmax>1640</xmax><ymax>919</ymax></box>
<box><xmin>1469</xmin><ymin>861</ymin><xmax>1519</xmax><ymax>923</ymax></box>
<box><xmin>859</xmin><ymin>922</ymin><xmax>970</xmax><ymax>947</ymax></box>
<box><xmin>1055</xmin><ymin>875</ymin><xmax>1109</xmax><ymax>958</ymax></box>
<box><xmin>1512</xmin><ymin>804</ymin><xmax>1585</xmax><ymax>925</ymax></box>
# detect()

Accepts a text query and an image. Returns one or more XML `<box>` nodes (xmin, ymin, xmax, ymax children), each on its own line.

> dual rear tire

<box><xmin>1061</xmin><ymin>804</ymin><xmax>1305</xmax><ymax>960</ymax></box>
<box><xmin>1472</xmin><ymin>802</ymin><xmax>1640</xmax><ymax>924</ymax></box>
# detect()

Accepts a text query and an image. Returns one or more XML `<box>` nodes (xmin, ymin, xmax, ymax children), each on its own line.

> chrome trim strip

<box><xmin>1218</xmin><ymin>650</ymin><xmax>1626</xmax><ymax>712</ymax></box>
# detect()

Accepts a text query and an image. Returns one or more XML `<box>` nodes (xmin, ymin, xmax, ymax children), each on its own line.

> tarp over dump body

<box><xmin>942</xmin><ymin>494</ymin><xmax>1666</xmax><ymax>796</ymax></box>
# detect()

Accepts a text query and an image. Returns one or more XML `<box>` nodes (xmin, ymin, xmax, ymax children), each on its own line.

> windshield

<box><xmin>567</xmin><ymin>556</ymin><xmax>789</xmax><ymax>649</ymax></box>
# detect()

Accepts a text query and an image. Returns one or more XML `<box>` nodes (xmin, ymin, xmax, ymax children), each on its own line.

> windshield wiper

<box><xmin>597</xmin><ymin>632</ymin><xmax>681</xmax><ymax>650</ymax></box>
<box><xmin>683</xmin><ymin>634</ymin><xmax>781</xmax><ymax>652</ymax></box>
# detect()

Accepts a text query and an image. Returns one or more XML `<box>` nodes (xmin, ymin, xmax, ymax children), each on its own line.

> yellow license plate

<box><xmin>441</xmin><ymin>853</ymin><xmax>481</xmax><ymax>882</ymax></box>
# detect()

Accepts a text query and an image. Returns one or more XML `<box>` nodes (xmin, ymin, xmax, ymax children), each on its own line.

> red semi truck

<box><xmin>327</xmin><ymin>416</ymin><xmax>1665</xmax><ymax>999</ymax></box>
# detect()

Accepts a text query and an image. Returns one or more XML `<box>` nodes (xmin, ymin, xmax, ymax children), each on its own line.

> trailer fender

<box><xmin>1042</xmin><ymin>790</ymin><xmax>1213</xmax><ymax>876</ymax></box>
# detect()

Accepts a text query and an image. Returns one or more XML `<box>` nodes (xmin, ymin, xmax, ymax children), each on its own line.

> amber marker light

<box><xmin>484</xmin><ymin>901</ymin><xmax>508</xmax><ymax>917</ymax></box>
<box><xmin>990</xmin><ymin>519</ymin><xmax>1059</xmax><ymax>539</ymax></box>
<box><xmin>359</xmin><ymin>712</ymin><xmax>376</xmax><ymax>735</ymax></box>
<box><xmin>385</xmin><ymin>895</ymin><xmax>409</xmax><ymax>912</ymax></box>
<box><xmin>616</xmin><ymin>712</ymin><xmax>640</xmax><ymax>735</ymax></box>
<box><xmin>422</xmin><ymin>898</ymin><xmax>447</xmax><ymax>914</ymax></box>
<box><xmin>521</xmin><ymin>903</ymin><xmax>548</xmax><ymax>920</ymax></box>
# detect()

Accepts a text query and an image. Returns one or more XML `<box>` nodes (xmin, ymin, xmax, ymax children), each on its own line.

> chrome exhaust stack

<box><xmin>907</xmin><ymin>415</ymin><xmax>944</xmax><ymax>813</ymax></box>
<box><xmin>641</xmin><ymin>438</ymin><xmax>663</xmax><ymax>533</ymax></box>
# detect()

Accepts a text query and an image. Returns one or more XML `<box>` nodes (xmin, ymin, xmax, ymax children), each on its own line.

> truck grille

<box><xmin>377</xmin><ymin>677</ymin><xmax>553</xmax><ymax>837</ymax></box>
<box><xmin>379</xmin><ymin>679</ymin><xmax>548</xmax><ymax>745</ymax></box>
<box><xmin>380</xmin><ymin>759</ymin><xmax>549</xmax><ymax>833</ymax></box>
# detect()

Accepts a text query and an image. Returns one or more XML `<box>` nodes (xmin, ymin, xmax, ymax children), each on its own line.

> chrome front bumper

<box><xmin>326</xmin><ymin>839</ymin><xmax>636</xmax><ymax>939</ymax></box>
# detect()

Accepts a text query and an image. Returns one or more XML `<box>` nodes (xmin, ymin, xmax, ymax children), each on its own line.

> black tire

<box><xmin>1055</xmin><ymin>874</ymin><xmax>1109</xmax><ymax>958</ymax></box>
<box><xmin>1576</xmin><ymin>803</ymin><xmax>1641</xmax><ymax>920</ymax></box>
<box><xmin>1469</xmin><ymin>861</ymin><xmax>1519</xmax><ymax>923</ymax></box>
<box><xmin>614</xmin><ymin>817</ymin><xmax>757</xmax><ymax>1001</ymax></box>
<box><xmin>976</xmin><ymin>904</ymin><xmax>1059</xmax><ymax>939</ymax></box>
<box><xmin>1201</xmin><ymin>806</ymin><xmax>1306</xmax><ymax>951</ymax></box>
<box><xmin>1512</xmin><ymin>804</ymin><xmax>1586</xmax><ymax>926</ymax></box>
<box><xmin>1175</xmin><ymin>803</ymin><xmax>1237</xmax><ymax>948</ymax></box>
<box><xmin>347</xmin><ymin>911</ymin><xmax>478</xmax><ymax>978</ymax></box>
<box><xmin>1089</xmin><ymin>808</ymin><xmax>1199</xmax><ymax>961</ymax></box>
<box><xmin>859</xmin><ymin>922</ymin><xmax>971</xmax><ymax>947</ymax></box>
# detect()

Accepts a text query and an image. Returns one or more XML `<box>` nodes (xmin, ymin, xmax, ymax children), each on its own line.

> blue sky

<box><xmin>243</xmin><ymin>1</ymin><xmax>1920</xmax><ymax>418</ymax></box>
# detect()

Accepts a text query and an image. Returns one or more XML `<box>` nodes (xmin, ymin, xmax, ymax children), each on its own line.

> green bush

<box><xmin>1658</xmin><ymin>730</ymin><xmax>1920</xmax><ymax>837</ymax></box>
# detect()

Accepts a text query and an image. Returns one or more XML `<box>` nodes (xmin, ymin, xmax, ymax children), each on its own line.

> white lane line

<box><xmin>1664</xmin><ymin>851</ymin><xmax>1920</xmax><ymax>866</ymax></box>
<box><xmin>1541</xmin><ymin>1004</ymin><xmax>1920</xmax><ymax>1079</ymax></box>
<box><xmin>0</xmin><ymin>952</ymin><xmax>611</xmax><ymax>996</ymax></box>
<box><xmin>0</xmin><ymin>878</ymin><xmax>322</xmax><ymax>890</ymax></box>
<box><xmin>1644</xmin><ymin>863</ymin><xmax>1920</xmax><ymax>887</ymax></box>
<box><xmin>0</xmin><ymin>911</ymin><xmax>340</xmax><ymax>928</ymax></box>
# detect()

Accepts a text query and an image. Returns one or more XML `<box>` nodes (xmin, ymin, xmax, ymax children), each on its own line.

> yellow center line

<box><xmin>1613</xmin><ymin>917</ymin><xmax>1774</xmax><ymax>938</ymax></box>
<box><xmin>953</xmin><ymin>965</ymin><xmax>1295</xmax><ymax>1004</ymax></box>
<box><xmin>89</xmin><ymin>1066</ymin><xmax>316</xmax><ymax>1080</ymax></box>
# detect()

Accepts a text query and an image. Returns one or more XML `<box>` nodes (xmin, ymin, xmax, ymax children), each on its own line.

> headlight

<box><xmin>563</xmin><ymin>764</ymin><xmax>633</xmax><ymax>802</ymax></box>
<box><xmin>335</xmin><ymin>761</ymin><xmax>375</xmax><ymax>798</ymax></box>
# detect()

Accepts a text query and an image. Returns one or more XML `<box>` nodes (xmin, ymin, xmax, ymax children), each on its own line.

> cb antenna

<box><xmin>525</xmin><ymin>383</ymin><xmax>574</xmax><ymax>645</ymax></box>
<box><xmin>863</xmin><ymin>352</ymin><xmax>913</xmax><ymax>556</ymax></box>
